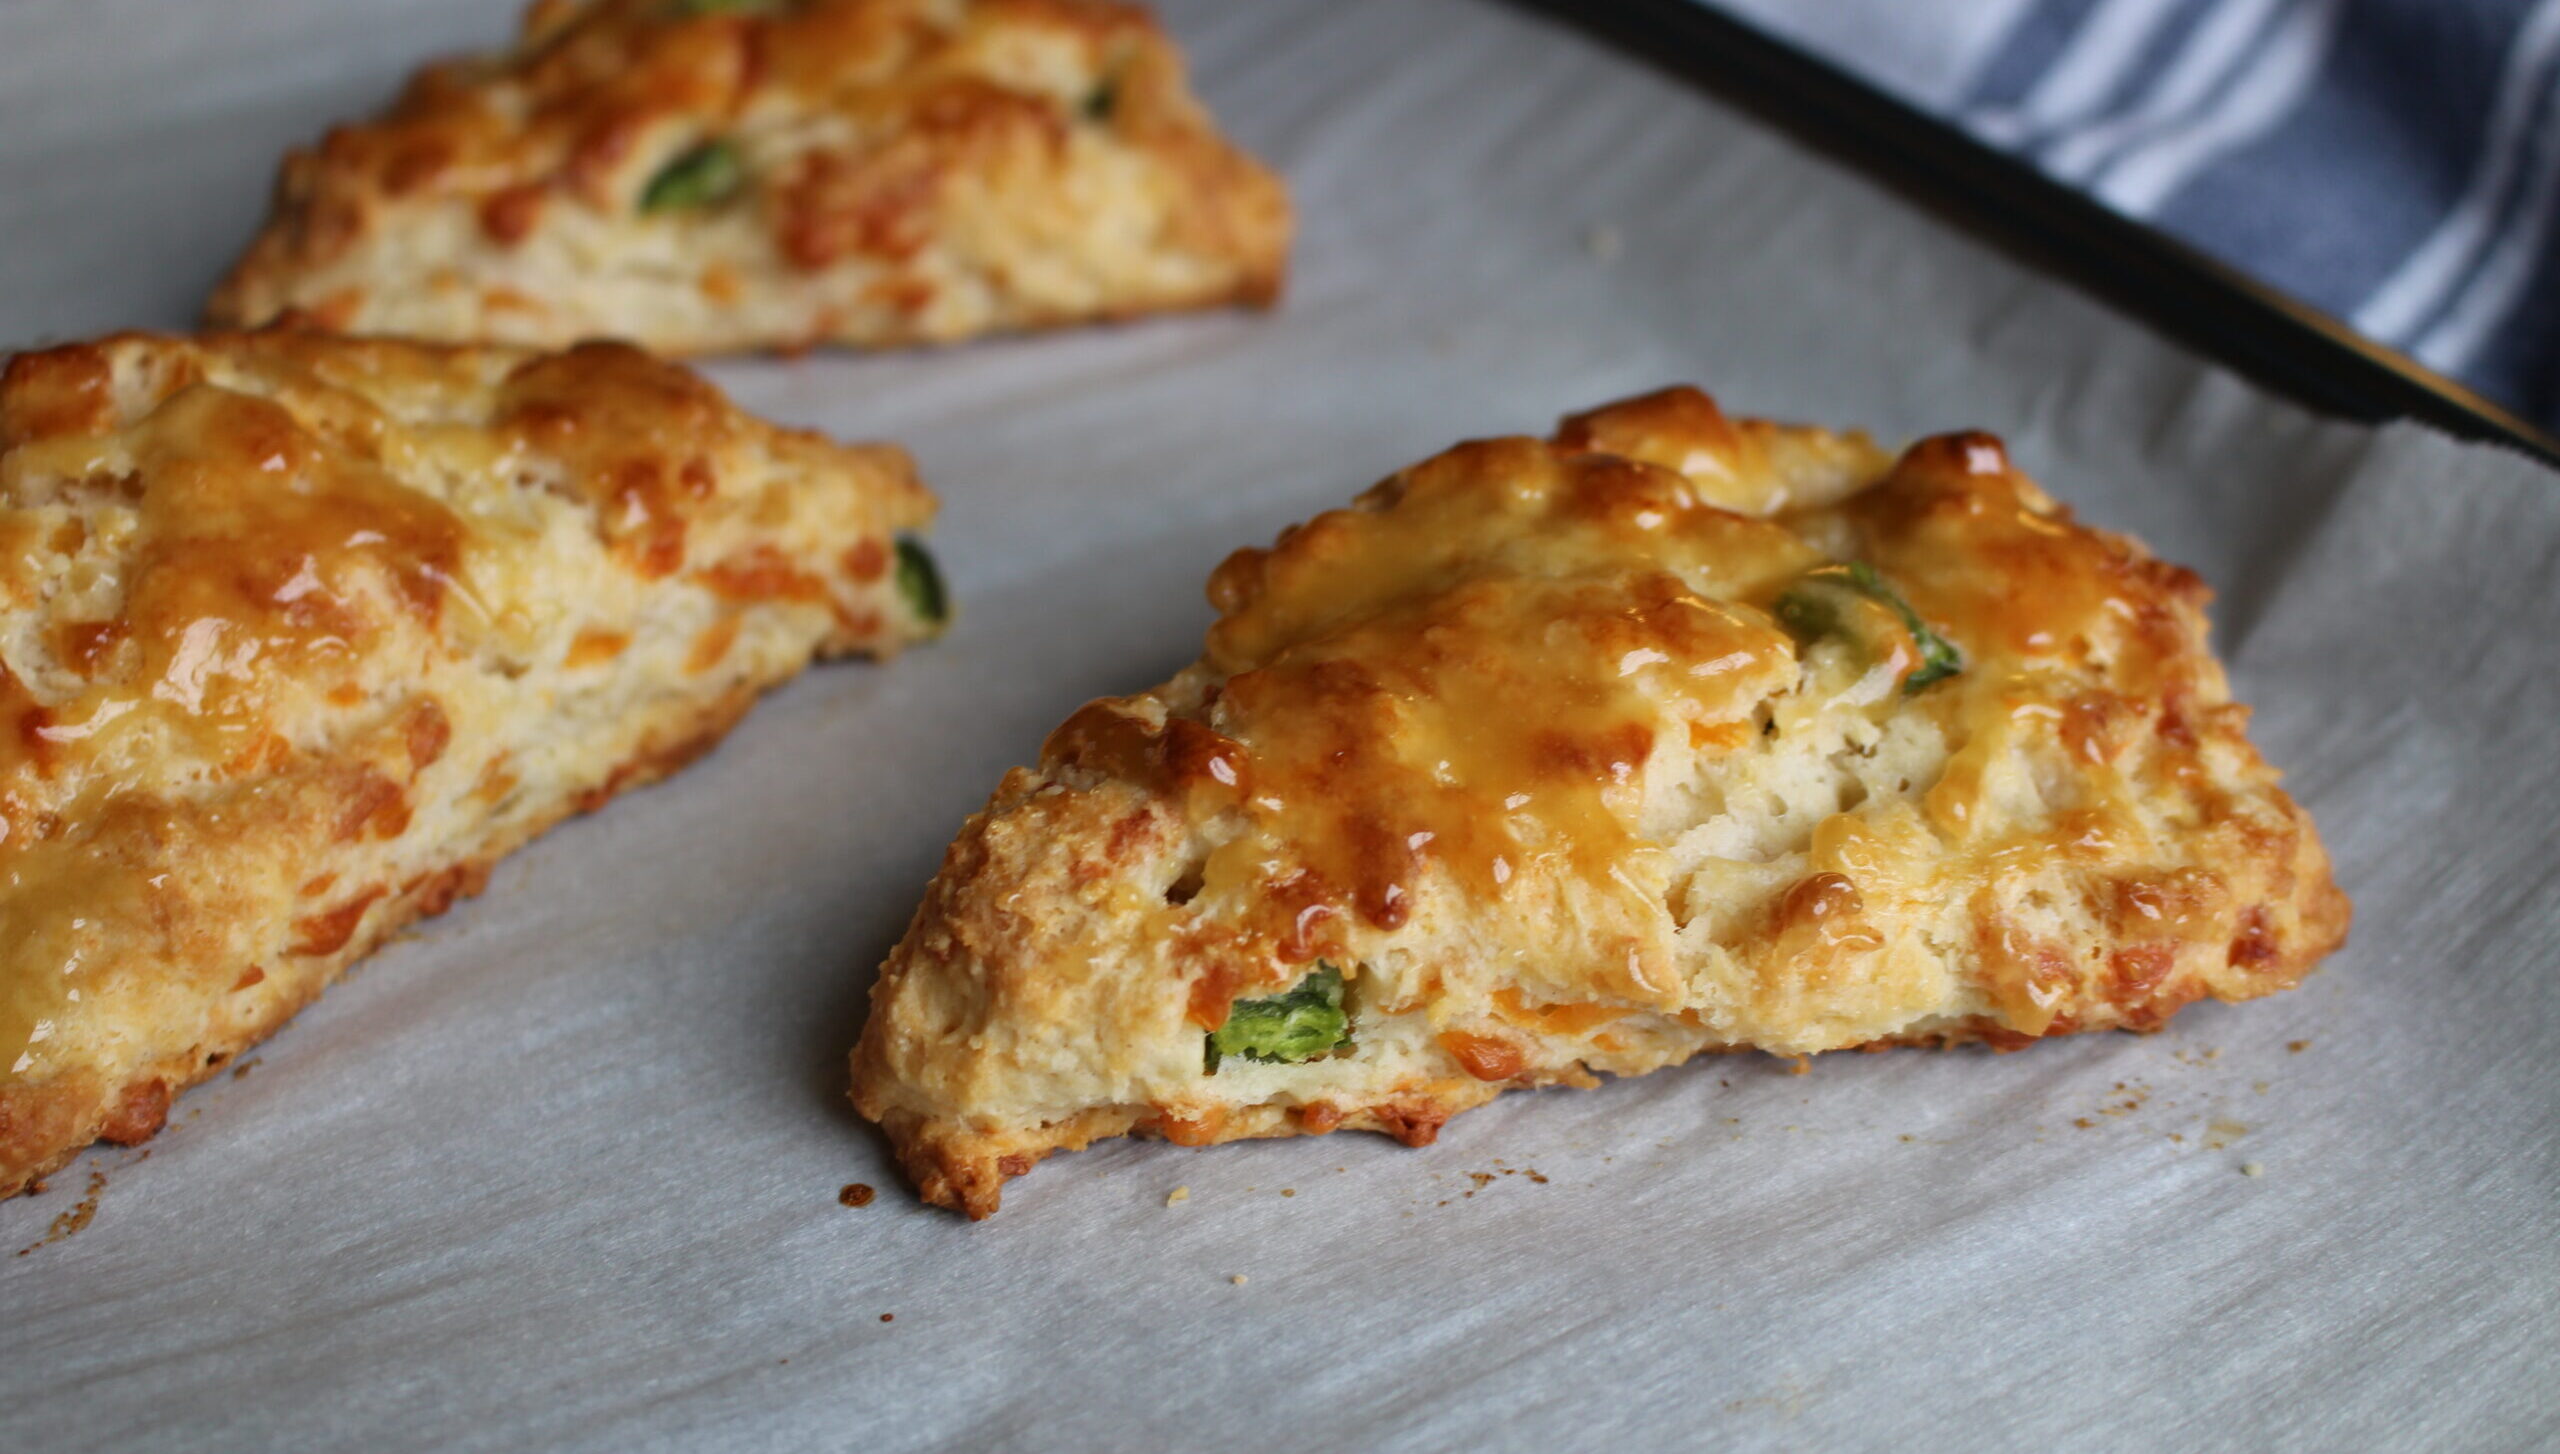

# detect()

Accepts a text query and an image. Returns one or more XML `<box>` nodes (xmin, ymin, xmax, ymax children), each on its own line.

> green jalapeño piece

<box><xmin>1081</xmin><ymin>74</ymin><xmax>1120</xmax><ymax>121</ymax></box>
<box><xmin>1205</xmin><ymin>964</ymin><xmax>1348</xmax><ymax>1073</ymax></box>
<box><xmin>641</xmin><ymin>140</ymin><xmax>745</xmax><ymax>212</ymax></box>
<box><xmin>1775</xmin><ymin>561</ymin><xmax>1961</xmax><ymax>695</ymax></box>
<box><xmin>894</xmin><ymin>536</ymin><xmax>948</xmax><ymax>627</ymax></box>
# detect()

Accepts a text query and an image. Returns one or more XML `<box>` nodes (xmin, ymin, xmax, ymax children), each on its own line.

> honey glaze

<box><xmin>1121</xmin><ymin>440</ymin><xmax>1818</xmax><ymax>1018</ymax></box>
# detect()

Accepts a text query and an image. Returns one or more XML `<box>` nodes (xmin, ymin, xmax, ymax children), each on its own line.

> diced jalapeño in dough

<box><xmin>1776</xmin><ymin>562</ymin><xmax>1961</xmax><ymax>694</ymax></box>
<box><xmin>641</xmin><ymin>141</ymin><xmax>745</xmax><ymax>212</ymax></box>
<box><xmin>1205</xmin><ymin>964</ymin><xmax>1348</xmax><ymax>1072</ymax></box>
<box><xmin>1081</xmin><ymin>76</ymin><xmax>1120</xmax><ymax>121</ymax></box>
<box><xmin>894</xmin><ymin>537</ymin><xmax>948</xmax><ymax>626</ymax></box>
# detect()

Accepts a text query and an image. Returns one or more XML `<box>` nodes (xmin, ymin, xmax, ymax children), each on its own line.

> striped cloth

<box><xmin>1704</xmin><ymin>0</ymin><xmax>2560</xmax><ymax>431</ymax></box>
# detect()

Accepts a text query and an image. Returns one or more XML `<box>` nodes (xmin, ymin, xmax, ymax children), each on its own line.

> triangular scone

<box><xmin>0</xmin><ymin>329</ymin><xmax>941</xmax><ymax>1196</ymax></box>
<box><xmin>852</xmin><ymin>387</ymin><xmax>2349</xmax><ymax>1217</ymax></box>
<box><xmin>204</xmin><ymin>0</ymin><xmax>1291</xmax><ymax>354</ymax></box>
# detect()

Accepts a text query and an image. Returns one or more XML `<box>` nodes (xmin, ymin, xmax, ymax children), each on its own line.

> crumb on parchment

<box><xmin>16</xmin><ymin>1170</ymin><xmax>106</xmax><ymax>1256</ymax></box>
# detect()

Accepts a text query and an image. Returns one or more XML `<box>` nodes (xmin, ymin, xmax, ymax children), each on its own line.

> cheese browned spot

<box><xmin>205</xmin><ymin>0</ymin><xmax>1291</xmax><ymax>355</ymax></box>
<box><xmin>850</xmin><ymin>386</ymin><xmax>2348</xmax><ymax>1218</ymax></box>
<box><xmin>0</xmin><ymin>328</ymin><xmax>939</xmax><ymax>1197</ymax></box>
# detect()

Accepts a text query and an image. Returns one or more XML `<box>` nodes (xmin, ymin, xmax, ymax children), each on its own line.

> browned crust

<box><xmin>203</xmin><ymin>0</ymin><xmax>1292</xmax><ymax>351</ymax></box>
<box><xmin>855</xmin><ymin>708</ymin><xmax>2348</xmax><ymax>1219</ymax></box>
<box><xmin>870</xmin><ymin>806</ymin><xmax>2348</xmax><ymax>1220</ymax></box>
<box><xmin>850</xmin><ymin>388</ymin><xmax>2353</xmax><ymax>1220</ymax></box>
<box><xmin>871</xmin><ymin>893</ymin><xmax>2348</xmax><ymax>1221</ymax></box>
<box><xmin>0</xmin><ymin>680</ymin><xmax>771</xmax><ymax>1199</ymax></box>
<box><xmin>1</xmin><ymin>325</ymin><xmax>936</xmax><ymax>1201</ymax></box>
<box><xmin>873</xmin><ymin>1084</ymin><xmax>1521</xmax><ymax>1221</ymax></box>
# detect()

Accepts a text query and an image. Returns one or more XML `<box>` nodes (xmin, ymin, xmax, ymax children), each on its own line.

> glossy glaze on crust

<box><xmin>205</xmin><ymin>0</ymin><xmax>1291</xmax><ymax>353</ymax></box>
<box><xmin>0</xmin><ymin>329</ymin><xmax>938</xmax><ymax>1195</ymax></box>
<box><xmin>851</xmin><ymin>386</ymin><xmax>2348</xmax><ymax>1218</ymax></box>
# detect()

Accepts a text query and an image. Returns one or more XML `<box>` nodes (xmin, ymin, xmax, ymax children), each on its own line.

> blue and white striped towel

<box><xmin>1704</xmin><ymin>0</ymin><xmax>2560</xmax><ymax>431</ymax></box>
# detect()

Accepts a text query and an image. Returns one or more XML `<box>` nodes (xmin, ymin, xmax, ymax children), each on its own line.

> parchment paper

<box><xmin>0</xmin><ymin>1</ymin><xmax>2553</xmax><ymax>1449</ymax></box>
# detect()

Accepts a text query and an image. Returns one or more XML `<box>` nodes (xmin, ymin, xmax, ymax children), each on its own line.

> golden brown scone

<box><xmin>0</xmin><ymin>328</ymin><xmax>941</xmax><ymax>1197</ymax></box>
<box><xmin>205</xmin><ymin>0</ymin><xmax>1291</xmax><ymax>354</ymax></box>
<box><xmin>852</xmin><ymin>386</ymin><xmax>2349</xmax><ymax>1218</ymax></box>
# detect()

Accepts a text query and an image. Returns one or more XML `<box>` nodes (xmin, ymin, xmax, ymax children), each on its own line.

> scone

<box><xmin>0</xmin><ymin>328</ymin><xmax>941</xmax><ymax>1197</ymax></box>
<box><xmin>205</xmin><ymin>0</ymin><xmax>1291</xmax><ymax>354</ymax></box>
<box><xmin>851</xmin><ymin>386</ymin><xmax>2349</xmax><ymax>1218</ymax></box>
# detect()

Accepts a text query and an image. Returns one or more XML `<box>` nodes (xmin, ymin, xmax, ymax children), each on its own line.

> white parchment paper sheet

<box><xmin>0</xmin><ymin>1</ymin><xmax>2553</xmax><ymax>1449</ymax></box>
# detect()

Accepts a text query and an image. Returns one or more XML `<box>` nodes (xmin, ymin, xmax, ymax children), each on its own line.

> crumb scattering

<box><xmin>1230</xmin><ymin>1274</ymin><xmax>1248</xmax><ymax>1286</ymax></box>
<box><xmin>2288</xmin><ymin>1040</ymin><xmax>2311</xmax><ymax>1053</ymax></box>
<box><xmin>17</xmin><ymin>1170</ymin><xmax>107</xmax><ymax>1256</ymax></box>
<box><xmin>880</xmin><ymin>1313</ymin><xmax>895</xmax><ymax>1323</ymax></box>
<box><xmin>1165</xmin><ymin>1185</ymin><xmax>1190</xmax><ymax>1206</ymax></box>
<box><xmin>2240</xmin><ymin>1162</ymin><xmax>2265</xmax><ymax>1178</ymax></box>
<box><xmin>838</xmin><ymin>1183</ymin><xmax>876</xmax><ymax>1208</ymax></box>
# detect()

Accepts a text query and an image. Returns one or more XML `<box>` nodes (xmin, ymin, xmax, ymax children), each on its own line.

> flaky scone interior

<box><xmin>0</xmin><ymin>329</ymin><xmax>941</xmax><ymax>1196</ymax></box>
<box><xmin>852</xmin><ymin>386</ymin><xmax>2348</xmax><ymax>1218</ymax></box>
<box><xmin>206</xmin><ymin>0</ymin><xmax>1291</xmax><ymax>354</ymax></box>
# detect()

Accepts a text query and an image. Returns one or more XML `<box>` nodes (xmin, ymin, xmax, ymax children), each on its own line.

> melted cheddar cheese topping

<box><xmin>0</xmin><ymin>331</ymin><xmax>931</xmax><ymax>1083</ymax></box>
<box><xmin>1047</xmin><ymin>388</ymin><xmax>2315</xmax><ymax>1042</ymax></box>
<box><xmin>853</xmin><ymin>385</ymin><xmax>2348</xmax><ymax>1218</ymax></box>
<box><xmin>206</xmin><ymin>0</ymin><xmax>1292</xmax><ymax>352</ymax></box>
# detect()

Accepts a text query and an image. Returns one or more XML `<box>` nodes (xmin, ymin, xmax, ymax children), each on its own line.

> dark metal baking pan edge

<box><xmin>1520</xmin><ymin>0</ymin><xmax>2560</xmax><ymax>469</ymax></box>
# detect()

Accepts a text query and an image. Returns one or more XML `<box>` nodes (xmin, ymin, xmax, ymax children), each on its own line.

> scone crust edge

<box><xmin>0</xmin><ymin>328</ymin><xmax>940</xmax><ymax>1195</ymax></box>
<box><xmin>0</xmin><ymin>682</ymin><xmax>775</xmax><ymax>1198</ymax></box>
<box><xmin>204</xmin><ymin>0</ymin><xmax>1293</xmax><ymax>354</ymax></box>
<box><xmin>850</xmin><ymin>389</ymin><xmax>2350</xmax><ymax>1217</ymax></box>
<box><xmin>857</xmin><ymin>767</ymin><xmax>2345</xmax><ymax>1220</ymax></box>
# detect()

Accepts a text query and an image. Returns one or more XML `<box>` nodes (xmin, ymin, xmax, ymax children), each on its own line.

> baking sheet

<box><xmin>2</xmin><ymin>1</ymin><xmax>2555</xmax><ymax>1449</ymax></box>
